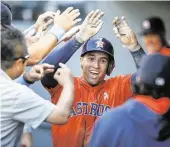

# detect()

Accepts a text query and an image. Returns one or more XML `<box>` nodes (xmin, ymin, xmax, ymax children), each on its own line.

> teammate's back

<box><xmin>89</xmin><ymin>98</ymin><xmax>170</xmax><ymax>147</ymax></box>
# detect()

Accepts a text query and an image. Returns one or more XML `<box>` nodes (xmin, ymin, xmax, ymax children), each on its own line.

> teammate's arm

<box><xmin>15</xmin><ymin>63</ymin><xmax>54</xmax><ymax>86</ymax></box>
<box><xmin>24</xmin><ymin>11</ymin><xmax>55</xmax><ymax>47</ymax></box>
<box><xmin>41</xmin><ymin>37</ymin><xmax>83</xmax><ymax>88</ymax></box>
<box><xmin>44</xmin><ymin>63</ymin><xmax>74</xmax><ymax>124</ymax></box>
<box><xmin>41</xmin><ymin>9</ymin><xmax>104</xmax><ymax>89</ymax></box>
<box><xmin>19</xmin><ymin>63</ymin><xmax>70</xmax><ymax>147</ymax></box>
<box><xmin>112</xmin><ymin>17</ymin><xmax>146</xmax><ymax>68</ymax></box>
<box><xmin>24</xmin><ymin>11</ymin><xmax>55</xmax><ymax>36</ymax></box>
<box><xmin>129</xmin><ymin>47</ymin><xmax>146</xmax><ymax>69</ymax></box>
<box><xmin>13</xmin><ymin>64</ymin><xmax>74</xmax><ymax>126</ymax></box>
<box><xmin>26</xmin><ymin>7</ymin><xmax>81</xmax><ymax>66</ymax></box>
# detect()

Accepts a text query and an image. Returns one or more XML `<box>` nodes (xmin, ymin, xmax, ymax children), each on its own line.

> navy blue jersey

<box><xmin>89</xmin><ymin>97</ymin><xmax>170</xmax><ymax>147</ymax></box>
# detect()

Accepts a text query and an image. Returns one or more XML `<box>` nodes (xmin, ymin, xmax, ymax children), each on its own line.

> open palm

<box><xmin>113</xmin><ymin>17</ymin><xmax>138</xmax><ymax>49</ymax></box>
<box><xmin>77</xmin><ymin>9</ymin><xmax>104</xmax><ymax>42</ymax></box>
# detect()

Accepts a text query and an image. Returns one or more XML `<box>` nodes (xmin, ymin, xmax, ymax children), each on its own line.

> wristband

<box><xmin>75</xmin><ymin>33</ymin><xmax>85</xmax><ymax>44</ymax></box>
<box><xmin>24</xmin><ymin>125</ymin><xmax>33</xmax><ymax>133</ymax></box>
<box><xmin>48</xmin><ymin>26</ymin><xmax>65</xmax><ymax>41</ymax></box>
<box><xmin>23</xmin><ymin>74</ymin><xmax>35</xmax><ymax>84</ymax></box>
<box><xmin>129</xmin><ymin>44</ymin><xmax>141</xmax><ymax>52</ymax></box>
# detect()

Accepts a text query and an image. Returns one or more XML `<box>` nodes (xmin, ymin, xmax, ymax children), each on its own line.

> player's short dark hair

<box><xmin>1</xmin><ymin>28</ymin><xmax>28</xmax><ymax>70</ymax></box>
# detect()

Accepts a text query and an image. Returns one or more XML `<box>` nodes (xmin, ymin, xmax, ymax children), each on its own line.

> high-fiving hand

<box><xmin>54</xmin><ymin>7</ymin><xmax>81</xmax><ymax>32</ymax></box>
<box><xmin>53</xmin><ymin>63</ymin><xmax>74</xmax><ymax>87</ymax></box>
<box><xmin>76</xmin><ymin>9</ymin><xmax>104</xmax><ymax>42</ymax></box>
<box><xmin>112</xmin><ymin>16</ymin><xmax>139</xmax><ymax>51</ymax></box>
<box><xmin>23</xmin><ymin>63</ymin><xmax>55</xmax><ymax>83</ymax></box>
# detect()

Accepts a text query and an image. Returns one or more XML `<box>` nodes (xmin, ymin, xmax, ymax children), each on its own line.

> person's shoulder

<box><xmin>105</xmin><ymin>74</ymin><xmax>132</xmax><ymax>84</ymax></box>
<box><xmin>73</xmin><ymin>77</ymin><xmax>82</xmax><ymax>85</ymax></box>
<box><xmin>2</xmin><ymin>78</ymin><xmax>26</xmax><ymax>90</ymax></box>
<box><xmin>74</xmin><ymin>77</ymin><xmax>81</xmax><ymax>81</ymax></box>
<box><xmin>1</xmin><ymin>78</ymin><xmax>34</xmax><ymax>98</ymax></box>
<box><xmin>13</xmin><ymin>81</ymin><xmax>34</xmax><ymax>94</ymax></box>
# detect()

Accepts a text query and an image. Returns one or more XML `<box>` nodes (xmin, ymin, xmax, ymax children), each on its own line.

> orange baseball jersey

<box><xmin>46</xmin><ymin>75</ymin><xmax>133</xmax><ymax>147</ymax></box>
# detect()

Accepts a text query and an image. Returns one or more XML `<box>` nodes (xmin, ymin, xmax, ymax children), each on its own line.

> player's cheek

<box><xmin>101</xmin><ymin>64</ymin><xmax>108</xmax><ymax>76</ymax></box>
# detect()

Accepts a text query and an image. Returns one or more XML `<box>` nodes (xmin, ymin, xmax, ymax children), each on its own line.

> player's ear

<box><xmin>80</xmin><ymin>57</ymin><xmax>83</xmax><ymax>69</ymax></box>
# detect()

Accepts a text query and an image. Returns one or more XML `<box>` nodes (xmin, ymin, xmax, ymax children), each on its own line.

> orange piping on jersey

<box><xmin>135</xmin><ymin>95</ymin><xmax>170</xmax><ymax>114</ymax></box>
<box><xmin>158</xmin><ymin>47</ymin><xmax>170</xmax><ymax>56</ymax></box>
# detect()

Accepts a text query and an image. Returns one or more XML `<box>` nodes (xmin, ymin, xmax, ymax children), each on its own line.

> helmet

<box><xmin>81</xmin><ymin>37</ymin><xmax>115</xmax><ymax>76</ymax></box>
<box><xmin>1</xmin><ymin>2</ymin><xmax>13</xmax><ymax>29</ymax></box>
<box><xmin>132</xmin><ymin>54</ymin><xmax>170</xmax><ymax>98</ymax></box>
<box><xmin>141</xmin><ymin>17</ymin><xmax>165</xmax><ymax>36</ymax></box>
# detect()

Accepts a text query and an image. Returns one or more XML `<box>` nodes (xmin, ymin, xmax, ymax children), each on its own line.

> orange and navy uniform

<box><xmin>135</xmin><ymin>95</ymin><xmax>170</xmax><ymax>115</ymax></box>
<box><xmin>158</xmin><ymin>47</ymin><xmax>170</xmax><ymax>56</ymax></box>
<box><xmin>41</xmin><ymin>38</ymin><xmax>145</xmax><ymax>147</ymax></box>
<box><xmin>46</xmin><ymin>75</ymin><xmax>133</xmax><ymax>147</ymax></box>
<box><xmin>89</xmin><ymin>95</ymin><xmax>170</xmax><ymax>147</ymax></box>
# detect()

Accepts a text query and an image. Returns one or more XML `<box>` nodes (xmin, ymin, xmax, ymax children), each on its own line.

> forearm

<box><xmin>56</xmin><ymin>85</ymin><xmax>74</xmax><ymax>117</ymax></box>
<box><xmin>21</xmin><ymin>130</ymin><xmax>33</xmax><ymax>147</ymax></box>
<box><xmin>24</xmin><ymin>25</ymin><xmax>36</xmax><ymax>36</ymax></box>
<box><xmin>130</xmin><ymin>45</ymin><xmax>146</xmax><ymax>69</ymax></box>
<box><xmin>27</xmin><ymin>34</ymin><xmax>58</xmax><ymax>66</ymax></box>
<box><xmin>41</xmin><ymin>37</ymin><xmax>83</xmax><ymax>88</ymax></box>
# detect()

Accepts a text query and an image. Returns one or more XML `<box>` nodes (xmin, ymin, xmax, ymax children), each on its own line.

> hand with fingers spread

<box><xmin>34</xmin><ymin>11</ymin><xmax>56</xmax><ymax>32</ymax></box>
<box><xmin>23</xmin><ymin>63</ymin><xmax>55</xmax><ymax>83</ymax></box>
<box><xmin>112</xmin><ymin>16</ymin><xmax>139</xmax><ymax>51</ymax></box>
<box><xmin>53</xmin><ymin>63</ymin><xmax>74</xmax><ymax>87</ymax></box>
<box><xmin>76</xmin><ymin>9</ymin><xmax>104</xmax><ymax>42</ymax></box>
<box><xmin>54</xmin><ymin>7</ymin><xmax>81</xmax><ymax>32</ymax></box>
<box><xmin>25</xmin><ymin>11</ymin><xmax>56</xmax><ymax>47</ymax></box>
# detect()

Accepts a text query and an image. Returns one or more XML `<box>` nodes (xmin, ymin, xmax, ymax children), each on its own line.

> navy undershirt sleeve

<box><xmin>41</xmin><ymin>38</ymin><xmax>83</xmax><ymax>88</ymax></box>
<box><xmin>130</xmin><ymin>47</ymin><xmax>146</xmax><ymax>69</ymax></box>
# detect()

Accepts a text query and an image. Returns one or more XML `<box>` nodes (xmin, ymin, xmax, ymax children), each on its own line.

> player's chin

<box><xmin>87</xmin><ymin>78</ymin><xmax>101</xmax><ymax>86</ymax></box>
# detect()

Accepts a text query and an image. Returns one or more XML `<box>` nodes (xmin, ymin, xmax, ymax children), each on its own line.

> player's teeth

<box><xmin>91</xmin><ymin>71</ymin><xmax>99</xmax><ymax>74</ymax></box>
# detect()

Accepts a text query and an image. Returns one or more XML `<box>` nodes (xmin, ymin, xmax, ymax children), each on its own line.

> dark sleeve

<box><xmin>130</xmin><ymin>46</ymin><xmax>146</xmax><ymax>69</ymax></box>
<box><xmin>41</xmin><ymin>38</ymin><xmax>83</xmax><ymax>88</ymax></box>
<box><xmin>131</xmin><ymin>73</ymin><xmax>137</xmax><ymax>94</ymax></box>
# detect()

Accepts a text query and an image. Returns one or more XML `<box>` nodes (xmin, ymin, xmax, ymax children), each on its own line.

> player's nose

<box><xmin>93</xmin><ymin>60</ymin><xmax>100</xmax><ymax>69</ymax></box>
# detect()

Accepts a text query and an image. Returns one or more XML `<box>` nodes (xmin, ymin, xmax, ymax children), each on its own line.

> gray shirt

<box><xmin>0</xmin><ymin>69</ymin><xmax>55</xmax><ymax>147</ymax></box>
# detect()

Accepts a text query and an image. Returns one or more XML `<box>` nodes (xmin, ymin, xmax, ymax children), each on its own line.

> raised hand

<box><xmin>34</xmin><ymin>11</ymin><xmax>56</xmax><ymax>32</ymax></box>
<box><xmin>112</xmin><ymin>16</ymin><xmax>139</xmax><ymax>50</ymax></box>
<box><xmin>53</xmin><ymin>63</ymin><xmax>74</xmax><ymax>87</ymax></box>
<box><xmin>23</xmin><ymin>63</ymin><xmax>55</xmax><ymax>82</ymax></box>
<box><xmin>76</xmin><ymin>9</ymin><xmax>104</xmax><ymax>42</ymax></box>
<box><xmin>54</xmin><ymin>7</ymin><xmax>81</xmax><ymax>32</ymax></box>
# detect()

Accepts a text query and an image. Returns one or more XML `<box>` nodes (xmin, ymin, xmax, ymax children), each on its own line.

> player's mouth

<box><xmin>89</xmin><ymin>70</ymin><xmax>100</xmax><ymax>79</ymax></box>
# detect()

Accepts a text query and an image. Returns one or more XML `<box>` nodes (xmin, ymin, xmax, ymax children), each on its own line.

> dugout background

<box><xmin>7</xmin><ymin>1</ymin><xmax>170</xmax><ymax>147</ymax></box>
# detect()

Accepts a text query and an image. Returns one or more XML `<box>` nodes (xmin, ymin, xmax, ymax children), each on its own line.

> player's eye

<box><xmin>101</xmin><ymin>59</ymin><xmax>107</xmax><ymax>64</ymax></box>
<box><xmin>88</xmin><ymin>57</ymin><xmax>95</xmax><ymax>62</ymax></box>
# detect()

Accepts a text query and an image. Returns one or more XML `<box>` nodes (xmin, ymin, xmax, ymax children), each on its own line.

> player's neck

<box><xmin>81</xmin><ymin>77</ymin><xmax>105</xmax><ymax>87</ymax></box>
